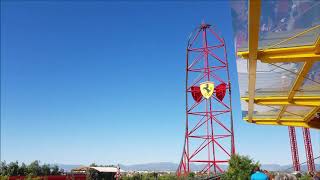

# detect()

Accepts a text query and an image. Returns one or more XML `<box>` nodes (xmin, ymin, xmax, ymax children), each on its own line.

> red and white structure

<box><xmin>288</xmin><ymin>126</ymin><xmax>300</xmax><ymax>172</ymax></box>
<box><xmin>288</xmin><ymin>127</ymin><xmax>315</xmax><ymax>173</ymax></box>
<box><xmin>114</xmin><ymin>165</ymin><xmax>121</xmax><ymax>180</ymax></box>
<box><xmin>302</xmin><ymin>128</ymin><xmax>315</xmax><ymax>173</ymax></box>
<box><xmin>177</xmin><ymin>23</ymin><xmax>235</xmax><ymax>176</ymax></box>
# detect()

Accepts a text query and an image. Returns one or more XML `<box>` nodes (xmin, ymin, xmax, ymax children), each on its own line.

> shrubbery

<box><xmin>220</xmin><ymin>154</ymin><xmax>259</xmax><ymax>180</ymax></box>
<box><xmin>121</xmin><ymin>173</ymin><xmax>177</xmax><ymax>180</ymax></box>
<box><xmin>0</xmin><ymin>161</ymin><xmax>64</xmax><ymax>176</ymax></box>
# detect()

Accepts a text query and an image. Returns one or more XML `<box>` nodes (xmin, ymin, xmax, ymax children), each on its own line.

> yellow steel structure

<box><xmin>241</xmin><ymin>96</ymin><xmax>320</xmax><ymax>107</ymax></box>
<box><xmin>246</xmin><ymin>0</ymin><xmax>261</xmax><ymax>122</ymax></box>
<box><xmin>238</xmin><ymin>45</ymin><xmax>320</xmax><ymax>63</ymax></box>
<box><xmin>236</xmin><ymin>0</ymin><xmax>320</xmax><ymax>129</ymax></box>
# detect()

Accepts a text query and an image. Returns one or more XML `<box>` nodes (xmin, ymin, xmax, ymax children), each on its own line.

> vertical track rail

<box><xmin>177</xmin><ymin>23</ymin><xmax>235</xmax><ymax>177</ymax></box>
<box><xmin>302</xmin><ymin>128</ymin><xmax>315</xmax><ymax>173</ymax></box>
<box><xmin>288</xmin><ymin>126</ymin><xmax>301</xmax><ymax>171</ymax></box>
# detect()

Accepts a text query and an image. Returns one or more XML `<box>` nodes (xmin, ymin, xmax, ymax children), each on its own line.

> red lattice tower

<box><xmin>302</xmin><ymin>128</ymin><xmax>315</xmax><ymax>173</ymax></box>
<box><xmin>177</xmin><ymin>22</ymin><xmax>235</xmax><ymax>177</ymax></box>
<box><xmin>288</xmin><ymin>126</ymin><xmax>300</xmax><ymax>171</ymax></box>
<box><xmin>114</xmin><ymin>165</ymin><xmax>121</xmax><ymax>180</ymax></box>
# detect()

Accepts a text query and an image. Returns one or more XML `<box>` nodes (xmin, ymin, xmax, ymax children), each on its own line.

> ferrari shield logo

<box><xmin>200</xmin><ymin>81</ymin><xmax>214</xmax><ymax>99</ymax></box>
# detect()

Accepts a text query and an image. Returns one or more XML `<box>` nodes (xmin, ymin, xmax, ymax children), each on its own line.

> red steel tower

<box><xmin>177</xmin><ymin>22</ymin><xmax>235</xmax><ymax>176</ymax></box>
<box><xmin>288</xmin><ymin>126</ymin><xmax>300</xmax><ymax>172</ymax></box>
<box><xmin>302</xmin><ymin>128</ymin><xmax>315</xmax><ymax>173</ymax></box>
<box><xmin>288</xmin><ymin>127</ymin><xmax>315</xmax><ymax>173</ymax></box>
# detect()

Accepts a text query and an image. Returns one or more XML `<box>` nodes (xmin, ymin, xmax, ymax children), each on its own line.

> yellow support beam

<box><xmin>238</xmin><ymin>45</ymin><xmax>320</xmax><ymax>63</ymax></box>
<box><xmin>315</xmin><ymin>36</ymin><xmax>320</xmax><ymax>54</ymax></box>
<box><xmin>254</xmin><ymin>121</ymin><xmax>311</xmax><ymax>128</ymax></box>
<box><xmin>288</xmin><ymin>61</ymin><xmax>314</xmax><ymax>101</ymax></box>
<box><xmin>241</xmin><ymin>96</ymin><xmax>320</xmax><ymax>107</ymax></box>
<box><xmin>247</xmin><ymin>0</ymin><xmax>261</xmax><ymax>122</ymax></box>
<box><xmin>273</xmin><ymin>61</ymin><xmax>315</xmax><ymax>124</ymax></box>
<box><xmin>238</xmin><ymin>45</ymin><xmax>312</xmax><ymax>58</ymax></box>
<box><xmin>267</xmin><ymin>25</ymin><xmax>320</xmax><ymax>49</ymax></box>
<box><xmin>305</xmin><ymin>106</ymin><xmax>320</xmax><ymax>123</ymax></box>
<box><xmin>259</xmin><ymin>53</ymin><xmax>319</xmax><ymax>63</ymax></box>
<box><xmin>236</xmin><ymin>3</ymin><xmax>320</xmax><ymax>129</ymax></box>
<box><xmin>276</xmin><ymin>105</ymin><xmax>287</xmax><ymax>123</ymax></box>
<box><xmin>243</xmin><ymin>117</ymin><xmax>320</xmax><ymax>129</ymax></box>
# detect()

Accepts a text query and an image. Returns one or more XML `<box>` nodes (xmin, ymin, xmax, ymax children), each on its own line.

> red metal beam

<box><xmin>288</xmin><ymin>126</ymin><xmax>301</xmax><ymax>172</ymax></box>
<box><xmin>302</xmin><ymin>128</ymin><xmax>315</xmax><ymax>173</ymax></box>
<box><xmin>177</xmin><ymin>22</ymin><xmax>235</xmax><ymax>177</ymax></box>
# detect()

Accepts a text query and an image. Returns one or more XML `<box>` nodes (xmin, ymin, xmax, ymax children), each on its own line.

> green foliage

<box><xmin>299</xmin><ymin>174</ymin><xmax>312</xmax><ymax>180</ymax></box>
<box><xmin>121</xmin><ymin>174</ymin><xmax>142</xmax><ymax>180</ymax></box>
<box><xmin>40</xmin><ymin>164</ymin><xmax>51</xmax><ymax>176</ymax></box>
<box><xmin>27</xmin><ymin>161</ymin><xmax>41</xmax><ymax>176</ymax></box>
<box><xmin>25</xmin><ymin>175</ymin><xmax>42</xmax><ymax>180</ymax></box>
<box><xmin>89</xmin><ymin>163</ymin><xmax>116</xmax><ymax>167</ymax></box>
<box><xmin>0</xmin><ymin>176</ymin><xmax>9</xmax><ymax>180</ymax></box>
<box><xmin>7</xmin><ymin>161</ymin><xmax>19</xmax><ymax>176</ymax></box>
<box><xmin>0</xmin><ymin>161</ymin><xmax>63</xmax><ymax>176</ymax></box>
<box><xmin>89</xmin><ymin>163</ymin><xmax>98</xmax><ymax>167</ymax></box>
<box><xmin>220</xmin><ymin>154</ymin><xmax>259</xmax><ymax>180</ymax></box>
<box><xmin>188</xmin><ymin>172</ymin><xmax>195</xmax><ymax>178</ymax></box>
<box><xmin>1</xmin><ymin>162</ymin><xmax>8</xmax><ymax>176</ymax></box>
<box><xmin>158</xmin><ymin>174</ymin><xmax>177</xmax><ymax>180</ymax></box>
<box><xmin>50</xmin><ymin>165</ymin><xmax>60</xmax><ymax>175</ymax></box>
<box><xmin>18</xmin><ymin>163</ymin><xmax>28</xmax><ymax>176</ymax></box>
<box><xmin>121</xmin><ymin>173</ymin><xmax>177</xmax><ymax>180</ymax></box>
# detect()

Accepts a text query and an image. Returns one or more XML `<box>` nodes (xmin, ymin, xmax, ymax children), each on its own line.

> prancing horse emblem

<box><xmin>200</xmin><ymin>81</ymin><xmax>214</xmax><ymax>99</ymax></box>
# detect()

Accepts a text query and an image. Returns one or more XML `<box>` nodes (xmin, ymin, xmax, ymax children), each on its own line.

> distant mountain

<box><xmin>262</xmin><ymin>164</ymin><xmax>320</xmax><ymax>172</ymax></box>
<box><xmin>57</xmin><ymin>164</ymin><xmax>84</xmax><ymax>172</ymax></box>
<box><xmin>120</xmin><ymin>162</ymin><xmax>177</xmax><ymax>172</ymax></box>
<box><xmin>118</xmin><ymin>162</ymin><xmax>227</xmax><ymax>172</ymax></box>
<box><xmin>58</xmin><ymin>162</ymin><xmax>319</xmax><ymax>172</ymax></box>
<box><xmin>260</xmin><ymin>164</ymin><xmax>283</xmax><ymax>171</ymax></box>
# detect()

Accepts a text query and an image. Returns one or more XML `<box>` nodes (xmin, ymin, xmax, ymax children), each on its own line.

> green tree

<box><xmin>188</xmin><ymin>172</ymin><xmax>195</xmax><ymax>179</ymax></box>
<box><xmin>0</xmin><ymin>161</ymin><xmax>8</xmax><ymax>176</ymax></box>
<box><xmin>220</xmin><ymin>154</ymin><xmax>259</xmax><ymax>180</ymax></box>
<box><xmin>27</xmin><ymin>161</ymin><xmax>41</xmax><ymax>176</ymax></box>
<box><xmin>89</xmin><ymin>163</ymin><xmax>98</xmax><ymax>167</ymax></box>
<box><xmin>0</xmin><ymin>176</ymin><xmax>8</xmax><ymax>180</ymax></box>
<box><xmin>50</xmin><ymin>165</ymin><xmax>60</xmax><ymax>175</ymax></box>
<box><xmin>300</xmin><ymin>174</ymin><xmax>312</xmax><ymax>180</ymax></box>
<box><xmin>18</xmin><ymin>163</ymin><xmax>28</xmax><ymax>176</ymax></box>
<box><xmin>40</xmin><ymin>164</ymin><xmax>50</xmax><ymax>176</ymax></box>
<box><xmin>158</xmin><ymin>174</ymin><xmax>177</xmax><ymax>180</ymax></box>
<box><xmin>7</xmin><ymin>161</ymin><xmax>19</xmax><ymax>176</ymax></box>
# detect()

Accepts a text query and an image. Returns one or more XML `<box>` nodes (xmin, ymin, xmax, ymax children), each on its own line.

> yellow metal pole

<box><xmin>276</xmin><ymin>105</ymin><xmax>287</xmax><ymax>124</ymax></box>
<box><xmin>241</xmin><ymin>96</ymin><xmax>320</xmax><ymax>107</ymax></box>
<box><xmin>305</xmin><ymin>107</ymin><xmax>320</xmax><ymax>123</ymax></box>
<box><xmin>247</xmin><ymin>0</ymin><xmax>261</xmax><ymax>122</ymax></box>
<box><xmin>315</xmin><ymin>36</ymin><xmax>320</xmax><ymax>54</ymax></box>
<box><xmin>288</xmin><ymin>62</ymin><xmax>315</xmax><ymax>101</ymax></box>
<box><xmin>267</xmin><ymin>25</ymin><xmax>320</xmax><ymax>49</ymax></box>
<box><xmin>238</xmin><ymin>45</ymin><xmax>320</xmax><ymax>63</ymax></box>
<box><xmin>279</xmin><ymin>61</ymin><xmax>314</xmax><ymax>123</ymax></box>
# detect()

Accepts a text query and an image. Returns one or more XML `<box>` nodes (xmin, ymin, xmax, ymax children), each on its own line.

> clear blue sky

<box><xmin>1</xmin><ymin>1</ymin><xmax>319</xmax><ymax>166</ymax></box>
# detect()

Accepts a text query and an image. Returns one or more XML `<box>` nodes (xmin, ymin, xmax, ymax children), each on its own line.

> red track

<box><xmin>302</xmin><ymin>128</ymin><xmax>315</xmax><ymax>173</ymax></box>
<box><xmin>288</xmin><ymin>126</ymin><xmax>300</xmax><ymax>171</ymax></box>
<box><xmin>288</xmin><ymin>127</ymin><xmax>316</xmax><ymax>173</ymax></box>
<box><xmin>177</xmin><ymin>23</ymin><xmax>235</xmax><ymax>177</ymax></box>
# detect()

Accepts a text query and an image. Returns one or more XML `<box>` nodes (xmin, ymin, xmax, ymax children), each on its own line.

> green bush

<box><xmin>158</xmin><ymin>174</ymin><xmax>177</xmax><ymax>180</ymax></box>
<box><xmin>0</xmin><ymin>176</ymin><xmax>9</xmax><ymax>180</ymax></box>
<box><xmin>299</xmin><ymin>174</ymin><xmax>312</xmax><ymax>180</ymax></box>
<box><xmin>0</xmin><ymin>161</ymin><xmax>63</xmax><ymax>176</ymax></box>
<box><xmin>220</xmin><ymin>154</ymin><xmax>259</xmax><ymax>180</ymax></box>
<box><xmin>121</xmin><ymin>173</ymin><xmax>178</xmax><ymax>180</ymax></box>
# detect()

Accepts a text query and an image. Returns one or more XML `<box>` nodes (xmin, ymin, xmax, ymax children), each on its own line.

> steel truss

<box><xmin>177</xmin><ymin>23</ymin><xmax>235</xmax><ymax>177</ymax></box>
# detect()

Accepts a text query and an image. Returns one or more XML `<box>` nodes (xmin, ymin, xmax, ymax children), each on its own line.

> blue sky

<box><xmin>1</xmin><ymin>1</ymin><xmax>319</xmax><ymax>166</ymax></box>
